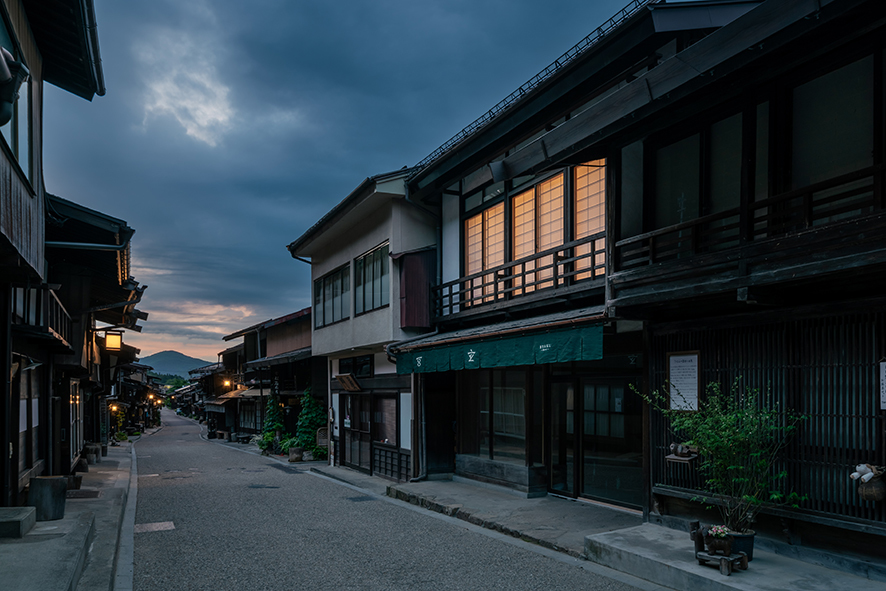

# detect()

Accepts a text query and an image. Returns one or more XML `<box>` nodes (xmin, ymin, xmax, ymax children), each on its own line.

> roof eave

<box><xmin>287</xmin><ymin>168</ymin><xmax>412</xmax><ymax>257</ymax></box>
<box><xmin>23</xmin><ymin>0</ymin><xmax>106</xmax><ymax>100</ymax></box>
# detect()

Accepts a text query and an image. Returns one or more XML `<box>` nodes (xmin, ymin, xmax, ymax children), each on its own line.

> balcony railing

<box><xmin>615</xmin><ymin>166</ymin><xmax>882</xmax><ymax>270</ymax></box>
<box><xmin>434</xmin><ymin>231</ymin><xmax>606</xmax><ymax>318</ymax></box>
<box><xmin>11</xmin><ymin>285</ymin><xmax>73</xmax><ymax>348</ymax></box>
<box><xmin>46</xmin><ymin>289</ymin><xmax>73</xmax><ymax>346</ymax></box>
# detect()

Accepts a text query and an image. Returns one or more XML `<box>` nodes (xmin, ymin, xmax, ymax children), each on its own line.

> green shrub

<box><xmin>280</xmin><ymin>436</ymin><xmax>300</xmax><ymax>453</ymax></box>
<box><xmin>640</xmin><ymin>379</ymin><xmax>804</xmax><ymax>533</ymax></box>
<box><xmin>262</xmin><ymin>394</ymin><xmax>285</xmax><ymax>436</ymax></box>
<box><xmin>295</xmin><ymin>387</ymin><xmax>327</xmax><ymax>460</ymax></box>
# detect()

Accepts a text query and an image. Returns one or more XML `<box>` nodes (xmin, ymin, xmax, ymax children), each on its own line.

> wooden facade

<box><xmin>393</xmin><ymin>0</ymin><xmax>886</xmax><ymax>554</ymax></box>
<box><xmin>1</xmin><ymin>0</ymin><xmax>123</xmax><ymax>508</ymax></box>
<box><xmin>216</xmin><ymin>309</ymin><xmax>327</xmax><ymax>437</ymax></box>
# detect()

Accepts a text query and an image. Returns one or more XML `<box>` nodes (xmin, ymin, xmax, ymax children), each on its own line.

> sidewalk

<box><xmin>312</xmin><ymin>464</ymin><xmax>886</xmax><ymax>591</ymax></box>
<box><xmin>0</xmin><ymin>436</ymin><xmax>141</xmax><ymax>591</ymax></box>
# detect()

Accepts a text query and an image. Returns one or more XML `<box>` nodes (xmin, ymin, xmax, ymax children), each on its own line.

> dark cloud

<box><xmin>41</xmin><ymin>0</ymin><xmax>632</xmax><ymax>357</ymax></box>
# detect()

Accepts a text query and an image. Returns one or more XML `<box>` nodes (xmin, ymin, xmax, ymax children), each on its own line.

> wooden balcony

<box><xmin>11</xmin><ymin>285</ymin><xmax>73</xmax><ymax>351</ymax></box>
<box><xmin>433</xmin><ymin>231</ymin><xmax>606</xmax><ymax>320</ymax></box>
<box><xmin>611</xmin><ymin>166</ymin><xmax>886</xmax><ymax>306</ymax></box>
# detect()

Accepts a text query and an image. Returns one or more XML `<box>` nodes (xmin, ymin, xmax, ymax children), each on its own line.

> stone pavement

<box><xmin>3</xmin><ymin>416</ymin><xmax>886</xmax><ymax>591</ymax></box>
<box><xmin>0</xmin><ymin>433</ymin><xmax>141</xmax><ymax>591</ymax></box>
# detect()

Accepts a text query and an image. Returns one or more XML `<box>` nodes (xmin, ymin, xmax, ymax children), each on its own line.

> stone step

<box><xmin>585</xmin><ymin>523</ymin><xmax>886</xmax><ymax>591</ymax></box>
<box><xmin>0</xmin><ymin>507</ymin><xmax>37</xmax><ymax>538</ymax></box>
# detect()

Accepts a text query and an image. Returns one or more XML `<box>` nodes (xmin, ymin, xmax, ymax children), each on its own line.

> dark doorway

<box><xmin>341</xmin><ymin>394</ymin><xmax>371</xmax><ymax>472</ymax></box>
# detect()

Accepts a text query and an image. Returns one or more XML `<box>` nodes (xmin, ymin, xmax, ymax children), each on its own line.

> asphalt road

<box><xmin>133</xmin><ymin>410</ymin><xmax>644</xmax><ymax>591</ymax></box>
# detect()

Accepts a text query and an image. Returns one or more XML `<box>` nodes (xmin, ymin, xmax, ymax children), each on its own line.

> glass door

<box><xmin>549</xmin><ymin>377</ymin><xmax>642</xmax><ymax>508</ymax></box>
<box><xmin>579</xmin><ymin>379</ymin><xmax>643</xmax><ymax>508</ymax></box>
<box><xmin>550</xmin><ymin>381</ymin><xmax>574</xmax><ymax>495</ymax></box>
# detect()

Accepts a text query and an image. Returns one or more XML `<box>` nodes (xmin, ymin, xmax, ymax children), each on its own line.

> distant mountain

<box><xmin>139</xmin><ymin>351</ymin><xmax>213</xmax><ymax>378</ymax></box>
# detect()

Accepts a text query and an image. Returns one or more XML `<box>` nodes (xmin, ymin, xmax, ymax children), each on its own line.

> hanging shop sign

<box><xmin>396</xmin><ymin>324</ymin><xmax>603</xmax><ymax>374</ymax></box>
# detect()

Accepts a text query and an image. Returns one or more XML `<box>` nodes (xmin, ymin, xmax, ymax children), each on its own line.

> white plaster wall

<box><xmin>374</xmin><ymin>352</ymin><xmax>396</xmax><ymax>375</ymax></box>
<box><xmin>309</xmin><ymin>194</ymin><xmax>437</xmax><ymax>357</ymax></box>
<box><xmin>310</xmin><ymin>203</ymin><xmax>394</xmax><ymax>356</ymax></box>
<box><xmin>442</xmin><ymin>192</ymin><xmax>460</xmax><ymax>283</ymax></box>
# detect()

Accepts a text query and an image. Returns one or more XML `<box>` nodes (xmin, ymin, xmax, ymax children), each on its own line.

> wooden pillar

<box><xmin>1</xmin><ymin>284</ymin><xmax>12</xmax><ymax>506</ymax></box>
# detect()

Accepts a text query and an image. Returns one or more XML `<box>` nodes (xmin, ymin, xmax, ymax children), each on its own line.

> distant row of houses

<box><xmin>0</xmin><ymin>1</ymin><xmax>160</xmax><ymax>507</ymax></box>
<box><xmin>180</xmin><ymin>0</ymin><xmax>885</xmax><ymax>561</ymax></box>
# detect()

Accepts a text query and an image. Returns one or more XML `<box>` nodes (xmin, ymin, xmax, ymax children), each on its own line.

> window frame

<box><xmin>0</xmin><ymin>11</ymin><xmax>32</xmax><ymax>188</ymax></box>
<box><xmin>354</xmin><ymin>242</ymin><xmax>390</xmax><ymax>316</ymax></box>
<box><xmin>459</xmin><ymin>162</ymin><xmax>607</xmax><ymax>295</ymax></box>
<box><xmin>339</xmin><ymin>354</ymin><xmax>374</xmax><ymax>379</ymax></box>
<box><xmin>313</xmin><ymin>264</ymin><xmax>350</xmax><ymax>329</ymax></box>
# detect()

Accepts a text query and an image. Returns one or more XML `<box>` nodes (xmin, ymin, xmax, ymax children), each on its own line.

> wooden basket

<box><xmin>858</xmin><ymin>478</ymin><xmax>886</xmax><ymax>502</ymax></box>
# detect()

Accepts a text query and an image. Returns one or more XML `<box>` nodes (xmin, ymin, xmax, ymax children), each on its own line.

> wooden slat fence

<box><xmin>649</xmin><ymin>311</ymin><xmax>886</xmax><ymax>525</ymax></box>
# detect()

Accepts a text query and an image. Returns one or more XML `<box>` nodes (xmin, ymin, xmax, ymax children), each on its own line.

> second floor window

<box><xmin>512</xmin><ymin>173</ymin><xmax>564</xmax><ymax>292</ymax></box>
<box><xmin>355</xmin><ymin>242</ymin><xmax>389</xmax><ymax>315</ymax></box>
<box><xmin>314</xmin><ymin>265</ymin><xmax>349</xmax><ymax>328</ymax></box>
<box><xmin>462</xmin><ymin>160</ymin><xmax>606</xmax><ymax>304</ymax></box>
<box><xmin>0</xmin><ymin>17</ymin><xmax>30</xmax><ymax>182</ymax></box>
<box><xmin>465</xmin><ymin>202</ymin><xmax>504</xmax><ymax>302</ymax></box>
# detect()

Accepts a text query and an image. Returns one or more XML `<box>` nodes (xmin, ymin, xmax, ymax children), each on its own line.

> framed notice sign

<box><xmin>668</xmin><ymin>352</ymin><xmax>700</xmax><ymax>411</ymax></box>
<box><xmin>880</xmin><ymin>361</ymin><xmax>886</xmax><ymax>410</ymax></box>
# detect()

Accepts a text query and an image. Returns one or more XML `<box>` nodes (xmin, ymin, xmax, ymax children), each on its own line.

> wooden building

<box><xmin>212</xmin><ymin>309</ymin><xmax>326</xmax><ymax>438</ymax></box>
<box><xmin>0</xmin><ymin>0</ymin><xmax>112</xmax><ymax>507</ymax></box>
<box><xmin>389</xmin><ymin>0</ymin><xmax>886</xmax><ymax>555</ymax></box>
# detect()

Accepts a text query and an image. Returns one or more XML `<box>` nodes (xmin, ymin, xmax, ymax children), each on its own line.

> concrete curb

<box><xmin>386</xmin><ymin>485</ymin><xmax>582</xmax><ymax>558</ymax></box>
<box><xmin>67</xmin><ymin>512</ymin><xmax>96</xmax><ymax>591</ymax></box>
<box><xmin>113</xmin><ymin>444</ymin><xmax>138</xmax><ymax>591</ymax></box>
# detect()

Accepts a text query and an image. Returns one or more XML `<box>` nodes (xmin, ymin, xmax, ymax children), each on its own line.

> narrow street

<box><xmin>132</xmin><ymin>410</ymin><xmax>643</xmax><ymax>591</ymax></box>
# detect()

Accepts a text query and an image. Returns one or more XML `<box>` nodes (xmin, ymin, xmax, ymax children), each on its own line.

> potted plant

<box><xmin>703</xmin><ymin>524</ymin><xmax>733</xmax><ymax>556</ymax></box>
<box><xmin>642</xmin><ymin>379</ymin><xmax>805</xmax><ymax>559</ymax></box>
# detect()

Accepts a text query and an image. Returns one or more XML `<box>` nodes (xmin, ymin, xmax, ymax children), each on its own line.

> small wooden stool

<box><xmin>689</xmin><ymin>521</ymin><xmax>749</xmax><ymax>576</ymax></box>
<box><xmin>695</xmin><ymin>549</ymin><xmax>749</xmax><ymax>576</ymax></box>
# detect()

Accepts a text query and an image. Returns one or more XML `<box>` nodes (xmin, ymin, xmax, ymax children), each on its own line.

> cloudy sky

<box><xmin>42</xmin><ymin>0</ymin><xmax>630</xmax><ymax>361</ymax></box>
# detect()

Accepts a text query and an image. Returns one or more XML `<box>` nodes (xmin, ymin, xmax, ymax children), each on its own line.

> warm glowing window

<box><xmin>465</xmin><ymin>202</ymin><xmax>505</xmax><ymax>302</ymax></box>
<box><xmin>574</xmin><ymin>160</ymin><xmax>605</xmax><ymax>280</ymax></box>
<box><xmin>511</xmin><ymin>173</ymin><xmax>564</xmax><ymax>293</ymax></box>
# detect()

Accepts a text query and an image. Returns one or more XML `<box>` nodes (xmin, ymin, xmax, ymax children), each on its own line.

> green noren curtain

<box><xmin>396</xmin><ymin>324</ymin><xmax>602</xmax><ymax>374</ymax></box>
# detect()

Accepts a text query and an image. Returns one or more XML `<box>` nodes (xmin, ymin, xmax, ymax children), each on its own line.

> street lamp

<box><xmin>105</xmin><ymin>331</ymin><xmax>123</xmax><ymax>351</ymax></box>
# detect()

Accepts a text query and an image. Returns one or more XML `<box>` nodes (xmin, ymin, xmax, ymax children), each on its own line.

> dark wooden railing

<box><xmin>616</xmin><ymin>166</ymin><xmax>880</xmax><ymax>270</ymax></box>
<box><xmin>433</xmin><ymin>231</ymin><xmax>606</xmax><ymax>317</ymax></box>
<box><xmin>46</xmin><ymin>289</ymin><xmax>72</xmax><ymax>346</ymax></box>
<box><xmin>12</xmin><ymin>285</ymin><xmax>73</xmax><ymax>347</ymax></box>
